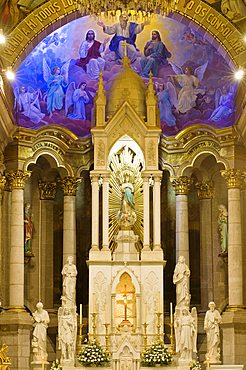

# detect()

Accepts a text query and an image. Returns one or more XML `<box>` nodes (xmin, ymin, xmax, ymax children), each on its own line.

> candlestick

<box><xmin>77</xmin><ymin>323</ymin><xmax>85</xmax><ymax>354</ymax></box>
<box><xmin>142</xmin><ymin>322</ymin><xmax>149</xmax><ymax>353</ymax></box>
<box><xmin>155</xmin><ymin>312</ymin><xmax>162</xmax><ymax>340</ymax></box>
<box><xmin>104</xmin><ymin>323</ymin><xmax>111</xmax><ymax>355</ymax></box>
<box><xmin>170</xmin><ymin>302</ymin><xmax>173</xmax><ymax>324</ymax></box>
<box><xmin>80</xmin><ymin>304</ymin><xmax>82</xmax><ymax>325</ymax></box>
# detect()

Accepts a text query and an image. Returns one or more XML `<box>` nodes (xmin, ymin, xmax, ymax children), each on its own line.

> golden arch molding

<box><xmin>1</xmin><ymin>0</ymin><xmax>246</xmax><ymax>69</ymax></box>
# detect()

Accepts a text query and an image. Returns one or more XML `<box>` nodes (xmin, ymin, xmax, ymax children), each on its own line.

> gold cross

<box><xmin>122</xmin><ymin>39</ymin><xmax>129</xmax><ymax>58</ymax></box>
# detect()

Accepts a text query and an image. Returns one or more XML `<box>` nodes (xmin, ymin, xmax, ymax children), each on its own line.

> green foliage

<box><xmin>77</xmin><ymin>339</ymin><xmax>110</xmax><ymax>367</ymax></box>
<box><xmin>141</xmin><ymin>339</ymin><xmax>172</xmax><ymax>367</ymax></box>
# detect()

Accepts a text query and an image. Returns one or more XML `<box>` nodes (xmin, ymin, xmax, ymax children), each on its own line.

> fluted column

<box><xmin>60</xmin><ymin>176</ymin><xmax>82</xmax><ymax>265</ymax></box>
<box><xmin>142</xmin><ymin>173</ymin><xmax>150</xmax><ymax>250</ymax></box>
<box><xmin>171</xmin><ymin>176</ymin><xmax>193</xmax><ymax>266</ymax></box>
<box><xmin>5</xmin><ymin>170</ymin><xmax>31</xmax><ymax>309</ymax></box>
<box><xmin>221</xmin><ymin>169</ymin><xmax>246</xmax><ymax>308</ymax></box>
<box><xmin>153</xmin><ymin>172</ymin><xmax>162</xmax><ymax>250</ymax></box>
<box><xmin>39</xmin><ymin>180</ymin><xmax>57</xmax><ymax>308</ymax></box>
<box><xmin>102</xmin><ymin>174</ymin><xmax>109</xmax><ymax>250</ymax></box>
<box><xmin>195</xmin><ymin>181</ymin><xmax>214</xmax><ymax>309</ymax></box>
<box><xmin>90</xmin><ymin>173</ymin><xmax>100</xmax><ymax>251</ymax></box>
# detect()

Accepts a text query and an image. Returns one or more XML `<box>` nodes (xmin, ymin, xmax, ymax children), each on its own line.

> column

<box><xmin>142</xmin><ymin>173</ymin><xmax>150</xmax><ymax>251</ymax></box>
<box><xmin>5</xmin><ymin>170</ymin><xmax>31</xmax><ymax>308</ymax></box>
<box><xmin>39</xmin><ymin>181</ymin><xmax>57</xmax><ymax>308</ymax></box>
<box><xmin>102</xmin><ymin>173</ymin><xmax>109</xmax><ymax>251</ymax></box>
<box><xmin>90</xmin><ymin>173</ymin><xmax>99</xmax><ymax>251</ymax></box>
<box><xmin>195</xmin><ymin>181</ymin><xmax>214</xmax><ymax>310</ymax></box>
<box><xmin>153</xmin><ymin>172</ymin><xmax>162</xmax><ymax>250</ymax></box>
<box><xmin>60</xmin><ymin>176</ymin><xmax>81</xmax><ymax>265</ymax></box>
<box><xmin>171</xmin><ymin>176</ymin><xmax>193</xmax><ymax>266</ymax></box>
<box><xmin>221</xmin><ymin>169</ymin><xmax>246</xmax><ymax>308</ymax></box>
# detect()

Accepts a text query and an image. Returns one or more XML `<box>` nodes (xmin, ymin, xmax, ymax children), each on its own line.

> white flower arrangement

<box><xmin>77</xmin><ymin>339</ymin><xmax>110</xmax><ymax>367</ymax></box>
<box><xmin>190</xmin><ymin>359</ymin><xmax>202</xmax><ymax>370</ymax></box>
<box><xmin>141</xmin><ymin>339</ymin><xmax>172</xmax><ymax>367</ymax></box>
<box><xmin>50</xmin><ymin>359</ymin><xmax>62</xmax><ymax>370</ymax></box>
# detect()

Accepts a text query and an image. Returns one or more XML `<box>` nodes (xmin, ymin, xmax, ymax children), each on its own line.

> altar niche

<box><xmin>115</xmin><ymin>272</ymin><xmax>136</xmax><ymax>332</ymax></box>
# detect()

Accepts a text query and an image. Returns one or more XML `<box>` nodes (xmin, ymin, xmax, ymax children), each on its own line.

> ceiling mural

<box><xmin>11</xmin><ymin>14</ymin><xmax>238</xmax><ymax>137</ymax></box>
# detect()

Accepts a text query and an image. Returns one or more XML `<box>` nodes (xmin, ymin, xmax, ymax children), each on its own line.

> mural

<box><xmin>12</xmin><ymin>14</ymin><xmax>238</xmax><ymax>137</ymax></box>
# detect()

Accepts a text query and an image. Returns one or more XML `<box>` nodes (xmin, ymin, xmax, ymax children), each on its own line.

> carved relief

<box><xmin>147</xmin><ymin>140</ymin><xmax>155</xmax><ymax>166</ymax></box>
<box><xmin>145</xmin><ymin>271</ymin><xmax>159</xmax><ymax>314</ymax></box>
<box><xmin>97</xmin><ymin>140</ymin><xmax>105</xmax><ymax>166</ymax></box>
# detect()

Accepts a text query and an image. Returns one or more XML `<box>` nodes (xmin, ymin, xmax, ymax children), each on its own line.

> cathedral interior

<box><xmin>1</xmin><ymin>0</ymin><xmax>246</xmax><ymax>368</ymax></box>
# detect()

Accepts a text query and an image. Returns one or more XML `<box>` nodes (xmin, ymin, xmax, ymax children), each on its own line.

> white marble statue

<box><xmin>61</xmin><ymin>256</ymin><xmax>77</xmax><ymax>307</ymax></box>
<box><xmin>173</xmin><ymin>255</ymin><xmax>190</xmax><ymax>308</ymax></box>
<box><xmin>32</xmin><ymin>302</ymin><xmax>50</xmax><ymax>361</ymax></box>
<box><xmin>175</xmin><ymin>307</ymin><xmax>197</xmax><ymax>364</ymax></box>
<box><xmin>58</xmin><ymin>307</ymin><xmax>77</xmax><ymax>363</ymax></box>
<box><xmin>204</xmin><ymin>302</ymin><xmax>221</xmax><ymax>363</ymax></box>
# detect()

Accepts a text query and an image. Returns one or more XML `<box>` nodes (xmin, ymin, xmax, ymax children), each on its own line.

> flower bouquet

<box><xmin>141</xmin><ymin>339</ymin><xmax>172</xmax><ymax>367</ymax></box>
<box><xmin>77</xmin><ymin>339</ymin><xmax>110</xmax><ymax>367</ymax></box>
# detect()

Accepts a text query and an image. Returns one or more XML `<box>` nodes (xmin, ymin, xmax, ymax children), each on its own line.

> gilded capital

<box><xmin>0</xmin><ymin>176</ymin><xmax>6</xmax><ymax>201</ymax></box>
<box><xmin>60</xmin><ymin>177</ymin><xmax>82</xmax><ymax>196</ymax></box>
<box><xmin>39</xmin><ymin>181</ymin><xmax>58</xmax><ymax>200</ymax></box>
<box><xmin>170</xmin><ymin>176</ymin><xmax>193</xmax><ymax>195</ymax></box>
<box><xmin>221</xmin><ymin>169</ymin><xmax>246</xmax><ymax>189</ymax></box>
<box><xmin>5</xmin><ymin>170</ymin><xmax>31</xmax><ymax>190</ymax></box>
<box><xmin>195</xmin><ymin>181</ymin><xmax>214</xmax><ymax>199</ymax></box>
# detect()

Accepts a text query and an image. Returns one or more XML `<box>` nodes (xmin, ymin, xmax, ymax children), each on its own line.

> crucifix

<box><xmin>119</xmin><ymin>284</ymin><xmax>135</xmax><ymax>322</ymax></box>
<box><xmin>122</xmin><ymin>39</ymin><xmax>129</xmax><ymax>58</ymax></box>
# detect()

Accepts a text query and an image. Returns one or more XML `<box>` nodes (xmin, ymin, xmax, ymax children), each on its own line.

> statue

<box><xmin>175</xmin><ymin>307</ymin><xmax>197</xmax><ymax>364</ymax></box>
<box><xmin>24</xmin><ymin>203</ymin><xmax>34</xmax><ymax>254</ymax></box>
<box><xmin>204</xmin><ymin>302</ymin><xmax>221</xmax><ymax>363</ymax></box>
<box><xmin>61</xmin><ymin>256</ymin><xmax>77</xmax><ymax>307</ymax></box>
<box><xmin>58</xmin><ymin>307</ymin><xmax>77</xmax><ymax>363</ymax></box>
<box><xmin>32</xmin><ymin>302</ymin><xmax>50</xmax><ymax>361</ymax></box>
<box><xmin>173</xmin><ymin>256</ymin><xmax>190</xmax><ymax>308</ymax></box>
<box><xmin>117</xmin><ymin>176</ymin><xmax>136</xmax><ymax>227</ymax></box>
<box><xmin>218</xmin><ymin>204</ymin><xmax>228</xmax><ymax>253</ymax></box>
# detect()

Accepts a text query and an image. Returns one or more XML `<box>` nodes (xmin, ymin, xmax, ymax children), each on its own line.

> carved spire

<box><xmin>95</xmin><ymin>71</ymin><xmax>106</xmax><ymax>126</ymax></box>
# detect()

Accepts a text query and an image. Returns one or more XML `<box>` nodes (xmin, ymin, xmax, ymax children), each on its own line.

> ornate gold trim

<box><xmin>221</xmin><ymin>169</ymin><xmax>246</xmax><ymax>189</ymax></box>
<box><xmin>5</xmin><ymin>170</ymin><xmax>31</xmax><ymax>190</ymax></box>
<box><xmin>39</xmin><ymin>180</ymin><xmax>57</xmax><ymax>200</ymax></box>
<box><xmin>7</xmin><ymin>306</ymin><xmax>26</xmax><ymax>312</ymax></box>
<box><xmin>226</xmin><ymin>305</ymin><xmax>246</xmax><ymax>311</ymax></box>
<box><xmin>60</xmin><ymin>177</ymin><xmax>82</xmax><ymax>196</ymax></box>
<box><xmin>195</xmin><ymin>181</ymin><xmax>214</xmax><ymax>199</ymax></box>
<box><xmin>170</xmin><ymin>176</ymin><xmax>193</xmax><ymax>195</ymax></box>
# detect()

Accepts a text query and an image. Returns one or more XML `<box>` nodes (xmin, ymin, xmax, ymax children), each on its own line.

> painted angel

<box><xmin>208</xmin><ymin>85</ymin><xmax>234</xmax><ymax>122</ymax></box>
<box><xmin>169</xmin><ymin>61</ymin><xmax>208</xmax><ymax>113</ymax></box>
<box><xmin>14</xmin><ymin>86</ymin><xmax>47</xmax><ymax>125</ymax></box>
<box><xmin>65</xmin><ymin>81</ymin><xmax>89</xmax><ymax>120</ymax></box>
<box><xmin>155</xmin><ymin>81</ymin><xmax>178</xmax><ymax>132</ymax></box>
<box><xmin>43</xmin><ymin>58</ymin><xmax>70</xmax><ymax>118</ymax></box>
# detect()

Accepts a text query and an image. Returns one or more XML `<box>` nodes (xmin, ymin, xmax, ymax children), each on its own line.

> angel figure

<box><xmin>169</xmin><ymin>61</ymin><xmax>207</xmax><ymax>113</ymax></box>
<box><xmin>175</xmin><ymin>307</ymin><xmax>197</xmax><ymax>364</ymax></box>
<box><xmin>156</xmin><ymin>81</ymin><xmax>178</xmax><ymax>132</ymax></box>
<box><xmin>183</xmin><ymin>30</ymin><xmax>207</xmax><ymax>46</ymax></box>
<box><xmin>58</xmin><ymin>307</ymin><xmax>77</xmax><ymax>362</ymax></box>
<box><xmin>65</xmin><ymin>81</ymin><xmax>89</xmax><ymax>120</ymax></box>
<box><xmin>14</xmin><ymin>86</ymin><xmax>47</xmax><ymax>124</ymax></box>
<box><xmin>43</xmin><ymin>59</ymin><xmax>70</xmax><ymax>118</ymax></box>
<box><xmin>208</xmin><ymin>85</ymin><xmax>234</xmax><ymax>122</ymax></box>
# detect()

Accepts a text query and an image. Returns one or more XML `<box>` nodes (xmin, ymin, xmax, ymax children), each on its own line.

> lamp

<box><xmin>0</xmin><ymin>29</ymin><xmax>5</xmax><ymax>44</ymax></box>
<box><xmin>5</xmin><ymin>67</ymin><xmax>15</xmax><ymax>81</ymax></box>
<box><xmin>235</xmin><ymin>69</ymin><xmax>245</xmax><ymax>80</ymax></box>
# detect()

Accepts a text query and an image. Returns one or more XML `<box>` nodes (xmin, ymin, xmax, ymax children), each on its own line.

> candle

<box><xmin>80</xmin><ymin>304</ymin><xmax>83</xmax><ymax>325</ymax></box>
<box><xmin>93</xmin><ymin>293</ymin><xmax>95</xmax><ymax>313</ymax></box>
<box><xmin>105</xmin><ymin>303</ymin><xmax>107</xmax><ymax>323</ymax></box>
<box><xmin>144</xmin><ymin>303</ymin><xmax>146</xmax><ymax>323</ymax></box>
<box><xmin>170</xmin><ymin>302</ymin><xmax>173</xmax><ymax>324</ymax></box>
<box><xmin>158</xmin><ymin>292</ymin><xmax>160</xmax><ymax>312</ymax></box>
<box><xmin>42</xmin><ymin>357</ymin><xmax>44</xmax><ymax>370</ymax></box>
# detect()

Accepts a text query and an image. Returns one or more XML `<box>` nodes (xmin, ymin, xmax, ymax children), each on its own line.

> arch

<box><xmin>111</xmin><ymin>266</ymin><xmax>140</xmax><ymax>295</ymax></box>
<box><xmin>2</xmin><ymin>1</ymin><xmax>244</xmax><ymax>70</ymax></box>
<box><xmin>177</xmin><ymin>148</ymin><xmax>229</xmax><ymax>176</ymax></box>
<box><xmin>108</xmin><ymin>135</ymin><xmax>145</xmax><ymax>169</ymax></box>
<box><xmin>24</xmin><ymin>149</ymin><xmax>74</xmax><ymax>176</ymax></box>
<box><xmin>159</xmin><ymin>157</ymin><xmax>175</xmax><ymax>176</ymax></box>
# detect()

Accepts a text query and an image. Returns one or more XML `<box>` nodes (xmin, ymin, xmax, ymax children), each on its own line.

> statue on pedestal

<box><xmin>173</xmin><ymin>256</ymin><xmax>190</xmax><ymax>308</ymax></box>
<box><xmin>32</xmin><ymin>302</ymin><xmax>50</xmax><ymax>361</ymax></box>
<box><xmin>24</xmin><ymin>203</ymin><xmax>34</xmax><ymax>255</ymax></box>
<box><xmin>117</xmin><ymin>176</ymin><xmax>136</xmax><ymax>227</ymax></box>
<box><xmin>61</xmin><ymin>256</ymin><xmax>77</xmax><ymax>307</ymax></box>
<box><xmin>218</xmin><ymin>204</ymin><xmax>228</xmax><ymax>253</ymax></box>
<box><xmin>204</xmin><ymin>302</ymin><xmax>221</xmax><ymax>363</ymax></box>
<box><xmin>175</xmin><ymin>307</ymin><xmax>197</xmax><ymax>364</ymax></box>
<box><xmin>58</xmin><ymin>307</ymin><xmax>77</xmax><ymax>362</ymax></box>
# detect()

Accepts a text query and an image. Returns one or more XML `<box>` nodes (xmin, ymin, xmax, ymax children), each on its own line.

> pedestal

<box><xmin>113</xmin><ymin>229</ymin><xmax>139</xmax><ymax>260</ymax></box>
<box><xmin>31</xmin><ymin>360</ymin><xmax>49</xmax><ymax>370</ymax></box>
<box><xmin>221</xmin><ymin>310</ymin><xmax>246</xmax><ymax>366</ymax></box>
<box><xmin>0</xmin><ymin>310</ymin><xmax>33</xmax><ymax>370</ymax></box>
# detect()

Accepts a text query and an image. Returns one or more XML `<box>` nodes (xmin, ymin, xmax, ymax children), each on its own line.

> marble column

<box><xmin>142</xmin><ymin>173</ymin><xmax>150</xmax><ymax>251</ymax></box>
<box><xmin>39</xmin><ymin>181</ymin><xmax>57</xmax><ymax>308</ymax></box>
<box><xmin>153</xmin><ymin>172</ymin><xmax>162</xmax><ymax>250</ymax></box>
<box><xmin>60</xmin><ymin>176</ymin><xmax>81</xmax><ymax>265</ymax></box>
<box><xmin>171</xmin><ymin>176</ymin><xmax>193</xmax><ymax>266</ymax></box>
<box><xmin>102</xmin><ymin>173</ymin><xmax>109</xmax><ymax>251</ymax></box>
<box><xmin>90</xmin><ymin>174</ymin><xmax>99</xmax><ymax>251</ymax></box>
<box><xmin>221</xmin><ymin>169</ymin><xmax>246</xmax><ymax>308</ymax></box>
<box><xmin>5</xmin><ymin>170</ymin><xmax>31</xmax><ymax>309</ymax></box>
<box><xmin>195</xmin><ymin>181</ymin><xmax>214</xmax><ymax>310</ymax></box>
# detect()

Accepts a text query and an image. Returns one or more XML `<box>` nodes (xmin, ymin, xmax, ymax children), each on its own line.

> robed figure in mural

<box><xmin>76</xmin><ymin>30</ymin><xmax>110</xmax><ymax>79</ymax></box>
<box><xmin>66</xmin><ymin>82</ymin><xmax>89</xmax><ymax>120</ymax></box>
<box><xmin>97</xmin><ymin>13</ymin><xmax>149</xmax><ymax>63</ymax></box>
<box><xmin>208</xmin><ymin>86</ymin><xmax>234</xmax><ymax>122</ymax></box>
<box><xmin>156</xmin><ymin>82</ymin><xmax>178</xmax><ymax>132</ymax></box>
<box><xmin>14</xmin><ymin>86</ymin><xmax>46</xmax><ymax>125</ymax></box>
